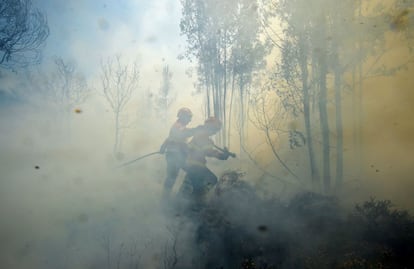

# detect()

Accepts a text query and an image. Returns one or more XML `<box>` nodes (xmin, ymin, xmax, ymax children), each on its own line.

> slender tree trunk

<box><xmin>319</xmin><ymin>64</ymin><xmax>330</xmax><ymax>193</ymax></box>
<box><xmin>334</xmin><ymin>63</ymin><xmax>343</xmax><ymax>190</ymax></box>
<box><xmin>114</xmin><ymin>111</ymin><xmax>120</xmax><ymax>156</ymax></box>
<box><xmin>357</xmin><ymin>0</ymin><xmax>363</xmax><ymax>176</ymax></box>
<box><xmin>223</xmin><ymin>31</ymin><xmax>228</xmax><ymax>146</ymax></box>
<box><xmin>317</xmin><ymin>20</ymin><xmax>331</xmax><ymax>193</ymax></box>
<box><xmin>239</xmin><ymin>77</ymin><xmax>245</xmax><ymax>152</ymax></box>
<box><xmin>205</xmin><ymin>68</ymin><xmax>211</xmax><ymax>117</ymax></box>
<box><xmin>299</xmin><ymin>38</ymin><xmax>319</xmax><ymax>187</ymax></box>
<box><xmin>352</xmin><ymin>68</ymin><xmax>357</xmax><ymax>159</ymax></box>
<box><xmin>227</xmin><ymin>70</ymin><xmax>236</xmax><ymax>151</ymax></box>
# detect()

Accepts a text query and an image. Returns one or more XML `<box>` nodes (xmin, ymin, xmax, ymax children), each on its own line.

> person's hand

<box><xmin>223</xmin><ymin>147</ymin><xmax>236</xmax><ymax>158</ymax></box>
<box><xmin>218</xmin><ymin>150</ymin><xmax>230</xmax><ymax>160</ymax></box>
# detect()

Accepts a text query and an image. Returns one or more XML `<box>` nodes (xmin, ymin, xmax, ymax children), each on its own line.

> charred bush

<box><xmin>345</xmin><ymin>198</ymin><xmax>414</xmax><ymax>268</ymax></box>
<box><xmin>174</xmin><ymin>171</ymin><xmax>414</xmax><ymax>269</ymax></box>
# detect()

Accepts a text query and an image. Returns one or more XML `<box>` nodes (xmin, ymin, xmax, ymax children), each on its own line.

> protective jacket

<box><xmin>161</xmin><ymin>121</ymin><xmax>198</xmax><ymax>155</ymax></box>
<box><xmin>186</xmin><ymin>128</ymin><xmax>228</xmax><ymax>167</ymax></box>
<box><xmin>178</xmin><ymin>128</ymin><xmax>229</xmax><ymax>207</ymax></box>
<box><xmin>161</xmin><ymin>120</ymin><xmax>200</xmax><ymax>195</ymax></box>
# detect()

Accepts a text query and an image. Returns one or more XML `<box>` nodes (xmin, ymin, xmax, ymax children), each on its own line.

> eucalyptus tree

<box><xmin>328</xmin><ymin>0</ymin><xmax>359</xmax><ymax>188</ymax></box>
<box><xmin>273</xmin><ymin>0</ymin><xmax>370</xmax><ymax>192</ymax></box>
<box><xmin>180</xmin><ymin>0</ymin><xmax>235</xmax><ymax>145</ymax></box>
<box><xmin>229</xmin><ymin>1</ymin><xmax>269</xmax><ymax>149</ymax></box>
<box><xmin>265</xmin><ymin>0</ymin><xmax>358</xmax><ymax>192</ymax></box>
<box><xmin>0</xmin><ymin>0</ymin><xmax>49</xmax><ymax>69</ymax></box>
<box><xmin>265</xmin><ymin>0</ymin><xmax>414</xmax><ymax>193</ymax></box>
<box><xmin>180</xmin><ymin>0</ymin><xmax>269</xmax><ymax>146</ymax></box>
<box><xmin>266</xmin><ymin>0</ymin><xmax>330</xmax><ymax>190</ymax></box>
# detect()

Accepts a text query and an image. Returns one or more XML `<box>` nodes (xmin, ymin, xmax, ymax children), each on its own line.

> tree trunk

<box><xmin>334</xmin><ymin>63</ymin><xmax>343</xmax><ymax>190</ymax></box>
<box><xmin>223</xmin><ymin>30</ymin><xmax>228</xmax><ymax>147</ymax></box>
<box><xmin>239</xmin><ymin>77</ymin><xmax>245</xmax><ymax>153</ymax></box>
<box><xmin>319</xmin><ymin>63</ymin><xmax>330</xmax><ymax>193</ymax></box>
<box><xmin>357</xmin><ymin>0</ymin><xmax>363</xmax><ymax>176</ymax></box>
<box><xmin>299</xmin><ymin>37</ymin><xmax>319</xmax><ymax>187</ymax></box>
<box><xmin>227</xmin><ymin>70</ymin><xmax>236</xmax><ymax>151</ymax></box>
<box><xmin>317</xmin><ymin>19</ymin><xmax>331</xmax><ymax>193</ymax></box>
<box><xmin>114</xmin><ymin>111</ymin><xmax>120</xmax><ymax>156</ymax></box>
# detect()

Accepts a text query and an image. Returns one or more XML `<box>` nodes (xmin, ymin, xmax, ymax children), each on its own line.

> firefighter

<box><xmin>178</xmin><ymin>116</ymin><xmax>232</xmax><ymax>210</ymax></box>
<box><xmin>160</xmin><ymin>107</ymin><xmax>200</xmax><ymax>199</ymax></box>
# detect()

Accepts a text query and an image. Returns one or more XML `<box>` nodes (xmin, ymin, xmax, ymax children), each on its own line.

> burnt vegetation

<box><xmin>175</xmin><ymin>171</ymin><xmax>414</xmax><ymax>269</ymax></box>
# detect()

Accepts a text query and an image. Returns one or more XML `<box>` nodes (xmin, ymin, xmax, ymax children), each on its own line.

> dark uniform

<box><xmin>178</xmin><ymin>117</ymin><xmax>230</xmax><ymax>209</ymax></box>
<box><xmin>160</xmin><ymin>108</ymin><xmax>199</xmax><ymax>199</ymax></box>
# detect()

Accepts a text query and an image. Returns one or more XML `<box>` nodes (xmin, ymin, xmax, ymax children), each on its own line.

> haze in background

<box><xmin>0</xmin><ymin>1</ymin><xmax>203</xmax><ymax>268</ymax></box>
<box><xmin>0</xmin><ymin>0</ymin><xmax>413</xmax><ymax>268</ymax></box>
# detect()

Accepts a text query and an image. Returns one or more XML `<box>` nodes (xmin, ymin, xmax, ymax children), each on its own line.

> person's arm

<box><xmin>172</xmin><ymin>124</ymin><xmax>203</xmax><ymax>139</ymax></box>
<box><xmin>205</xmin><ymin>139</ymin><xmax>230</xmax><ymax>160</ymax></box>
<box><xmin>182</xmin><ymin>125</ymin><xmax>204</xmax><ymax>138</ymax></box>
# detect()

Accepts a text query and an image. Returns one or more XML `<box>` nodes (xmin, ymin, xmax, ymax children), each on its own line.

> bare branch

<box><xmin>100</xmin><ymin>54</ymin><xmax>140</xmax><ymax>155</ymax></box>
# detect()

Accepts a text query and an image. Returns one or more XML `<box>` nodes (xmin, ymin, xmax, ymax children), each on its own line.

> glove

<box><xmin>223</xmin><ymin>147</ymin><xmax>236</xmax><ymax>158</ymax></box>
<box><xmin>219</xmin><ymin>150</ymin><xmax>230</xmax><ymax>160</ymax></box>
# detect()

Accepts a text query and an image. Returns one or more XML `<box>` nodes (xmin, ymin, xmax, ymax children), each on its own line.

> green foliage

<box><xmin>180</xmin><ymin>0</ymin><xmax>270</xmax><ymax>144</ymax></box>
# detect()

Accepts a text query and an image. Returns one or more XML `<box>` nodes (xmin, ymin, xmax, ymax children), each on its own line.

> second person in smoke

<box><xmin>160</xmin><ymin>107</ymin><xmax>201</xmax><ymax>199</ymax></box>
<box><xmin>178</xmin><ymin>116</ymin><xmax>232</xmax><ymax>209</ymax></box>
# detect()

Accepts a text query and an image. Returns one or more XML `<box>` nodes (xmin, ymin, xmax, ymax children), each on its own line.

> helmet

<box><xmin>177</xmin><ymin>107</ymin><xmax>193</xmax><ymax>119</ymax></box>
<box><xmin>204</xmin><ymin>116</ymin><xmax>222</xmax><ymax>131</ymax></box>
